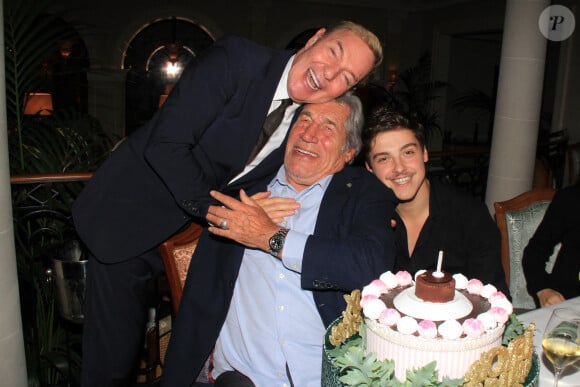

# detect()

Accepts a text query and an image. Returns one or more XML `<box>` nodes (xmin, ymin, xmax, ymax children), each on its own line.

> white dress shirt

<box><xmin>213</xmin><ymin>166</ymin><xmax>333</xmax><ymax>387</ymax></box>
<box><xmin>230</xmin><ymin>55</ymin><xmax>298</xmax><ymax>183</ymax></box>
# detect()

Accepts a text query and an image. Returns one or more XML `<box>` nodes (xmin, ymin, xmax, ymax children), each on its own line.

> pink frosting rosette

<box><xmin>491</xmin><ymin>297</ymin><xmax>513</xmax><ymax>315</ymax></box>
<box><xmin>362</xmin><ymin>298</ymin><xmax>386</xmax><ymax>320</ymax></box>
<box><xmin>488</xmin><ymin>306</ymin><xmax>509</xmax><ymax>324</ymax></box>
<box><xmin>487</xmin><ymin>291</ymin><xmax>507</xmax><ymax>303</ymax></box>
<box><xmin>396</xmin><ymin>316</ymin><xmax>418</xmax><ymax>335</ymax></box>
<box><xmin>466</xmin><ymin>279</ymin><xmax>484</xmax><ymax>295</ymax></box>
<box><xmin>462</xmin><ymin>318</ymin><xmax>485</xmax><ymax>338</ymax></box>
<box><xmin>378</xmin><ymin>308</ymin><xmax>401</xmax><ymax>326</ymax></box>
<box><xmin>438</xmin><ymin>319</ymin><xmax>463</xmax><ymax>339</ymax></box>
<box><xmin>480</xmin><ymin>284</ymin><xmax>498</xmax><ymax>298</ymax></box>
<box><xmin>452</xmin><ymin>273</ymin><xmax>469</xmax><ymax>289</ymax></box>
<box><xmin>379</xmin><ymin>271</ymin><xmax>399</xmax><ymax>289</ymax></box>
<box><xmin>360</xmin><ymin>294</ymin><xmax>378</xmax><ymax>308</ymax></box>
<box><xmin>417</xmin><ymin>320</ymin><xmax>437</xmax><ymax>339</ymax></box>
<box><xmin>361</xmin><ymin>281</ymin><xmax>385</xmax><ymax>298</ymax></box>
<box><xmin>476</xmin><ymin>311</ymin><xmax>498</xmax><ymax>330</ymax></box>
<box><xmin>395</xmin><ymin>270</ymin><xmax>413</xmax><ymax>286</ymax></box>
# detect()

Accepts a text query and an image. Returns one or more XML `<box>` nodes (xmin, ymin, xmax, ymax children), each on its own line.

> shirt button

<box><xmin>278</xmin><ymin>305</ymin><xmax>284</xmax><ymax>312</ymax></box>
<box><xmin>280</xmin><ymin>338</ymin><xmax>286</xmax><ymax>345</ymax></box>
<box><xmin>283</xmin><ymin>384</ymin><xmax>289</xmax><ymax>387</ymax></box>
<box><xmin>277</xmin><ymin>372</ymin><xmax>284</xmax><ymax>378</ymax></box>
<box><xmin>278</xmin><ymin>273</ymin><xmax>285</xmax><ymax>279</ymax></box>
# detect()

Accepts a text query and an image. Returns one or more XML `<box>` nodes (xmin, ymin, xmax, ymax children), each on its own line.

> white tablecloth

<box><xmin>517</xmin><ymin>297</ymin><xmax>580</xmax><ymax>386</ymax></box>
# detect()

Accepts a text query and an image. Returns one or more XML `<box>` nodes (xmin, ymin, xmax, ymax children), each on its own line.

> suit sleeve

<box><xmin>143</xmin><ymin>37</ymin><xmax>240</xmax><ymax>218</ymax></box>
<box><xmin>300</xmin><ymin>177</ymin><xmax>397</xmax><ymax>292</ymax></box>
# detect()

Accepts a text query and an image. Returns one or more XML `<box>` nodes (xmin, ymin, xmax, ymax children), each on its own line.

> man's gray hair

<box><xmin>335</xmin><ymin>91</ymin><xmax>363</xmax><ymax>161</ymax></box>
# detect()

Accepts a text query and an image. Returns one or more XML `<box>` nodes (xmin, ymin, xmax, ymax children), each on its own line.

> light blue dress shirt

<box><xmin>212</xmin><ymin>166</ymin><xmax>333</xmax><ymax>387</ymax></box>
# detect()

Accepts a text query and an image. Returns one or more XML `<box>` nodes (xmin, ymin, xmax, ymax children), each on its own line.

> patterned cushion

<box><xmin>172</xmin><ymin>241</ymin><xmax>199</xmax><ymax>288</ymax></box>
<box><xmin>505</xmin><ymin>201</ymin><xmax>551</xmax><ymax>309</ymax></box>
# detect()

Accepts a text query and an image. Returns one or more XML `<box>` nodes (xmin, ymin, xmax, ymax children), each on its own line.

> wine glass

<box><xmin>541</xmin><ymin>308</ymin><xmax>580</xmax><ymax>386</ymax></box>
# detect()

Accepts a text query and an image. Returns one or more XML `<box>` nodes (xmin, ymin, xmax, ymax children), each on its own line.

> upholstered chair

<box><xmin>494</xmin><ymin>188</ymin><xmax>556</xmax><ymax>310</ymax></box>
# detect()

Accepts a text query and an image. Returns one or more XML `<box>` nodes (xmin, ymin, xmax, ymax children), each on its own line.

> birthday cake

<box><xmin>360</xmin><ymin>270</ymin><xmax>512</xmax><ymax>381</ymax></box>
<box><xmin>322</xmin><ymin>269</ymin><xmax>538</xmax><ymax>386</ymax></box>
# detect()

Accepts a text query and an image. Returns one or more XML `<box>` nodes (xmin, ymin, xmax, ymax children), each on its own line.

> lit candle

<box><xmin>433</xmin><ymin>250</ymin><xmax>444</xmax><ymax>278</ymax></box>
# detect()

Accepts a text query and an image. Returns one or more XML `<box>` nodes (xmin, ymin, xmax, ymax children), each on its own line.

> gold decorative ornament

<box><xmin>329</xmin><ymin>289</ymin><xmax>362</xmax><ymax>346</ymax></box>
<box><xmin>463</xmin><ymin>323</ymin><xmax>536</xmax><ymax>387</ymax></box>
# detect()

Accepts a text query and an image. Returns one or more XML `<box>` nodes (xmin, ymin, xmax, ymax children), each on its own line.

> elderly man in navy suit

<box><xmin>163</xmin><ymin>92</ymin><xmax>396</xmax><ymax>386</ymax></box>
<box><xmin>72</xmin><ymin>21</ymin><xmax>383</xmax><ymax>387</ymax></box>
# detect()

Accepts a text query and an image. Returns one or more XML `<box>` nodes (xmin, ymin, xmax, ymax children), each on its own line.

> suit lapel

<box><xmin>314</xmin><ymin>168</ymin><xmax>357</xmax><ymax>235</ymax></box>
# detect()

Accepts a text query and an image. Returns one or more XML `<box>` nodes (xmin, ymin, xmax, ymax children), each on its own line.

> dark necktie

<box><xmin>246</xmin><ymin>98</ymin><xmax>292</xmax><ymax>164</ymax></box>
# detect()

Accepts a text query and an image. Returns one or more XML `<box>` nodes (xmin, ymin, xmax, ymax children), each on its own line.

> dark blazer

<box><xmin>72</xmin><ymin>36</ymin><xmax>294</xmax><ymax>261</ymax></box>
<box><xmin>162</xmin><ymin>166</ymin><xmax>397</xmax><ymax>386</ymax></box>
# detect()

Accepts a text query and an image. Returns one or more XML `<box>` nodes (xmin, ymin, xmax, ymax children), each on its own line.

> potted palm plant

<box><xmin>5</xmin><ymin>0</ymin><xmax>115</xmax><ymax>385</ymax></box>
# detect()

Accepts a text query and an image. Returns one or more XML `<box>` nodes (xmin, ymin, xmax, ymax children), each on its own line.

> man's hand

<box><xmin>206</xmin><ymin>189</ymin><xmax>282</xmax><ymax>252</ymax></box>
<box><xmin>537</xmin><ymin>288</ymin><xmax>566</xmax><ymax>307</ymax></box>
<box><xmin>250</xmin><ymin>191</ymin><xmax>299</xmax><ymax>224</ymax></box>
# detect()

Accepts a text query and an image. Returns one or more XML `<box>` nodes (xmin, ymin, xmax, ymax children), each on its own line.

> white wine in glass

<box><xmin>541</xmin><ymin>308</ymin><xmax>580</xmax><ymax>387</ymax></box>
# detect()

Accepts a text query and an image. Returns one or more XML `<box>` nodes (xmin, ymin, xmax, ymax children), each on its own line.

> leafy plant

<box><xmin>4</xmin><ymin>0</ymin><xmax>75</xmax><ymax>170</ymax></box>
<box><xmin>502</xmin><ymin>313</ymin><xmax>525</xmax><ymax>346</ymax></box>
<box><xmin>9</xmin><ymin>109</ymin><xmax>114</xmax><ymax>175</ymax></box>
<box><xmin>388</xmin><ymin>53</ymin><xmax>449</xmax><ymax>143</ymax></box>
<box><xmin>5</xmin><ymin>0</ymin><xmax>114</xmax><ymax>385</ymax></box>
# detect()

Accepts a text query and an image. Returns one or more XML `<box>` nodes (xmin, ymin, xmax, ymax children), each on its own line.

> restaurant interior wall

<box><xmin>31</xmin><ymin>0</ymin><xmax>580</xmax><ymax>151</ymax></box>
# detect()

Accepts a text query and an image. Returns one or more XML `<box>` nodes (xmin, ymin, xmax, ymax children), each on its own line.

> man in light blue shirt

<box><xmin>169</xmin><ymin>92</ymin><xmax>396</xmax><ymax>386</ymax></box>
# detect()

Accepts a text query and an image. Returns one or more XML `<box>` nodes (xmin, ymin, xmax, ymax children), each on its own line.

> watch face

<box><xmin>269</xmin><ymin>228</ymin><xmax>288</xmax><ymax>253</ymax></box>
<box><xmin>269</xmin><ymin>234</ymin><xmax>284</xmax><ymax>252</ymax></box>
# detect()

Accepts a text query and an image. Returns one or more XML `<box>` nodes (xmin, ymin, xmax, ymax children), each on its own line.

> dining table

<box><xmin>517</xmin><ymin>296</ymin><xmax>580</xmax><ymax>386</ymax></box>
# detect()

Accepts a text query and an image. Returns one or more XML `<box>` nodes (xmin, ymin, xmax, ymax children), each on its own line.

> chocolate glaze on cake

<box><xmin>415</xmin><ymin>271</ymin><xmax>455</xmax><ymax>302</ymax></box>
<box><xmin>379</xmin><ymin>285</ymin><xmax>491</xmax><ymax>327</ymax></box>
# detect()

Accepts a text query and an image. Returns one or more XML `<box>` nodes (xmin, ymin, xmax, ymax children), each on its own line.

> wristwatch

<box><xmin>268</xmin><ymin>227</ymin><xmax>289</xmax><ymax>256</ymax></box>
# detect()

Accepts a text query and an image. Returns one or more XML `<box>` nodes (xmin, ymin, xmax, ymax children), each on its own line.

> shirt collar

<box><xmin>269</xmin><ymin>164</ymin><xmax>333</xmax><ymax>193</ymax></box>
<box><xmin>273</xmin><ymin>55</ymin><xmax>295</xmax><ymax>101</ymax></box>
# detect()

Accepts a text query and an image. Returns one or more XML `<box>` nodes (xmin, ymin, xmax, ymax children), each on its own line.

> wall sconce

<box><xmin>60</xmin><ymin>39</ymin><xmax>75</xmax><ymax>59</ymax></box>
<box><xmin>24</xmin><ymin>92</ymin><xmax>53</xmax><ymax>115</ymax></box>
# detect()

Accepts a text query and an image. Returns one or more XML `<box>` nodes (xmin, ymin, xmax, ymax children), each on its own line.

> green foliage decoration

<box><xmin>4</xmin><ymin>0</ymin><xmax>114</xmax><ymax>385</ymax></box>
<box><xmin>327</xmin><ymin>315</ymin><xmax>526</xmax><ymax>386</ymax></box>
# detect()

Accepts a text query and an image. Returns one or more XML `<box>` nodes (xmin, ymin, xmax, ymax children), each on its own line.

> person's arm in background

<box><xmin>522</xmin><ymin>189</ymin><xmax>568</xmax><ymax>307</ymax></box>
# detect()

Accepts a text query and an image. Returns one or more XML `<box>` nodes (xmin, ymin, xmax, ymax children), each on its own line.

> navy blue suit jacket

<box><xmin>162</xmin><ymin>166</ymin><xmax>396</xmax><ymax>386</ymax></box>
<box><xmin>72</xmin><ymin>36</ymin><xmax>294</xmax><ymax>261</ymax></box>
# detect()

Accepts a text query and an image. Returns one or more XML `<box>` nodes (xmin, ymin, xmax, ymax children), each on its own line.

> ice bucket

<box><xmin>51</xmin><ymin>240</ymin><xmax>87</xmax><ymax>323</ymax></box>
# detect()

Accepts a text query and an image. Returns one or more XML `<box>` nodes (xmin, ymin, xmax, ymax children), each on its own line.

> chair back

<box><xmin>494</xmin><ymin>188</ymin><xmax>556</xmax><ymax>310</ymax></box>
<box><xmin>159</xmin><ymin>222</ymin><xmax>203</xmax><ymax>314</ymax></box>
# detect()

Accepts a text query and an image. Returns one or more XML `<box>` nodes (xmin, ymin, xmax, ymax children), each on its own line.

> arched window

<box><xmin>123</xmin><ymin>18</ymin><xmax>214</xmax><ymax>135</ymax></box>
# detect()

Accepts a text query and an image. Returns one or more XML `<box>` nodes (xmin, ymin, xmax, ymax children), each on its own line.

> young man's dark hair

<box><xmin>361</xmin><ymin>106</ymin><xmax>426</xmax><ymax>165</ymax></box>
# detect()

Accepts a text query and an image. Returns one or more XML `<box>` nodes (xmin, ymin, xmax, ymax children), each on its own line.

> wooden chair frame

<box><xmin>159</xmin><ymin>222</ymin><xmax>203</xmax><ymax>314</ymax></box>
